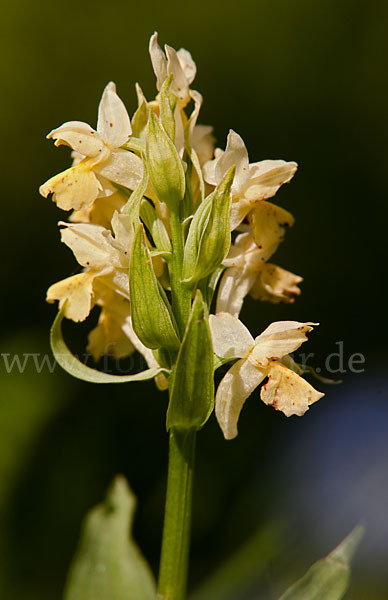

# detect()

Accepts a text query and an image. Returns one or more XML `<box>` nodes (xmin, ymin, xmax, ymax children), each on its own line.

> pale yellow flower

<box><xmin>69</xmin><ymin>190</ymin><xmax>127</xmax><ymax>229</ymax></box>
<box><xmin>87</xmin><ymin>282</ymin><xmax>134</xmax><ymax>361</ymax></box>
<box><xmin>203</xmin><ymin>130</ymin><xmax>297</xmax><ymax>230</ymax></box>
<box><xmin>183</xmin><ymin>89</ymin><xmax>215</xmax><ymax>165</ymax></box>
<box><xmin>40</xmin><ymin>82</ymin><xmax>143</xmax><ymax>211</ymax></box>
<box><xmin>149</xmin><ymin>32</ymin><xmax>196</xmax><ymax>107</ymax></box>
<box><xmin>248</xmin><ymin>199</ymin><xmax>294</xmax><ymax>252</ymax></box>
<box><xmin>217</xmin><ymin>232</ymin><xmax>302</xmax><ymax>316</ymax></box>
<box><xmin>249</xmin><ymin>264</ymin><xmax>303</xmax><ymax>304</ymax></box>
<box><xmin>46</xmin><ymin>271</ymin><xmax>98</xmax><ymax>323</ymax></box>
<box><xmin>148</xmin><ymin>33</ymin><xmax>215</xmax><ymax>169</ymax></box>
<box><xmin>68</xmin><ymin>150</ymin><xmax>129</xmax><ymax>228</ymax></box>
<box><xmin>191</xmin><ymin>124</ymin><xmax>215</xmax><ymax>165</ymax></box>
<box><xmin>209</xmin><ymin>313</ymin><xmax>323</xmax><ymax>439</ymax></box>
<box><xmin>47</xmin><ymin>212</ymin><xmax>134</xmax><ymax>322</ymax></box>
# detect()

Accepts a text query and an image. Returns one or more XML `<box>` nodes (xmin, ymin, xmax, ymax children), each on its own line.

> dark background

<box><xmin>1</xmin><ymin>0</ymin><xmax>387</xmax><ymax>598</ymax></box>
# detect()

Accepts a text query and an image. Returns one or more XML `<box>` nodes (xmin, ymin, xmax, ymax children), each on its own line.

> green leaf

<box><xmin>182</xmin><ymin>167</ymin><xmax>234</xmax><ymax>286</ymax></box>
<box><xmin>129</xmin><ymin>225</ymin><xmax>180</xmax><ymax>351</ymax></box>
<box><xmin>145</xmin><ymin>111</ymin><xmax>185</xmax><ymax>211</ymax></box>
<box><xmin>279</xmin><ymin>525</ymin><xmax>364</xmax><ymax>600</ymax></box>
<box><xmin>50</xmin><ymin>305</ymin><xmax>165</xmax><ymax>384</ymax></box>
<box><xmin>167</xmin><ymin>291</ymin><xmax>214</xmax><ymax>430</ymax></box>
<box><xmin>64</xmin><ymin>475</ymin><xmax>156</xmax><ymax>600</ymax></box>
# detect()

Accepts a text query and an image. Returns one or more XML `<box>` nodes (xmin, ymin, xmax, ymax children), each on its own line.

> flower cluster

<box><xmin>41</xmin><ymin>33</ymin><xmax>323</xmax><ymax>439</ymax></box>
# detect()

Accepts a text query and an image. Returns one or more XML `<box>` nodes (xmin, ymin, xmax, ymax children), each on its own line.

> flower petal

<box><xmin>186</xmin><ymin>90</ymin><xmax>202</xmax><ymax>138</ymax></box>
<box><xmin>174</xmin><ymin>103</ymin><xmax>185</xmax><ymax>156</ymax></box>
<box><xmin>110</xmin><ymin>211</ymin><xmax>134</xmax><ymax>254</ymax></box>
<box><xmin>191</xmin><ymin>124</ymin><xmax>215</xmax><ymax>165</ymax></box>
<box><xmin>216</xmin><ymin>268</ymin><xmax>257</xmax><ymax>317</ymax></box>
<box><xmin>100</xmin><ymin>270</ymin><xmax>130</xmax><ymax>299</ymax></box>
<box><xmin>95</xmin><ymin>149</ymin><xmax>143</xmax><ymax>190</ymax></box>
<box><xmin>97</xmin><ymin>82</ymin><xmax>132</xmax><ymax>147</ymax></box>
<box><xmin>215</xmin><ymin>358</ymin><xmax>266</xmax><ymax>439</ymax></box>
<box><xmin>202</xmin><ymin>148</ymin><xmax>225</xmax><ymax>186</ymax></box>
<box><xmin>177</xmin><ymin>47</ymin><xmax>196</xmax><ymax>84</ymax></box>
<box><xmin>60</xmin><ymin>222</ymin><xmax>120</xmax><ymax>269</ymax></box>
<box><xmin>260</xmin><ymin>362</ymin><xmax>324</xmax><ymax>416</ymax></box>
<box><xmin>88</xmin><ymin>310</ymin><xmax>134</xmax><ymax>360</ymax></box>
<box><xmin>69</xmin><ymin>191</ymin><xmax>127</xmax><ymax>229</ymax></box>
<box><xmin>250</xmin><ymin>321</ymin><xmax>317</xmax><ymax>367</ymax></box>
<box><xmin>243</xmin><ymin>160</ymin><xmax>297</xmax><ymax>201</ymax></box>
<box><xmin>47</xmin><ymin>121</ymin><xmax>104</xmax><ymax>157</ymax></box>
<box><xmin>87</xmin><ymin>286</ymin><xmax>134</xmax><ymax>361</ymax></box>
<box><xmin>165</xmin><ymin>44</ymin><xmax>190</xmax><ymax>104</ymax></box>
<box><xmin>222</xmin><ymin>233</ymin><xmax>262</xmax><ymax>268</ymax></box>
<box><xmin>229</xmin><ymin>198</ymin><xmax>253</xmax><ymax>231</ymax></box>
<box><xmin>149</xmin><ymin>32</ymin><xmax>167</xmax><ymax>91</ymax></box>
<box><xmin>250</xmin><ymin>264</ymin><xmax>303</xmax><ymax>304</ymax></box>
<box><xmin>215</xmin><ymin>130</ymin><xmax>249</xmax><ymax>194</ymax></box>
<box><xmin>249</xmin><ymin>201</ymin><xmax>294</xmax><ymax>257</ymax></box>
<box><xmin>46</xmin><ymin>271</ymin><xmax>96</xmax><ymax>322</ymax></box>
<box><xmin>209</xmin><ymin>312</ymin><xmax>254</xmax><ymax>359</ymax></box>
<box><xmin>39</xmin><ymin>161</ymin><xmax>101</xmax><ymax>211</ymax></box>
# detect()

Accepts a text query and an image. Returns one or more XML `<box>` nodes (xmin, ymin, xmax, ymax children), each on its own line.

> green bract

<box><xmin>167</xmin><ymin>291</ymin><xmax>214</xmax><ymax>430</ymax></box>
<box><xmin>122</xmin><ymin>166</ymin><xmax>148</xmax><ymax>226</ymax></box>
<box><xmin>131</xmin><ymin>84</ymin><xmax>149</xmax><ymax>138</ymax></box>
<box><xmin>145</xmin><ymin>111</ymin><xmax>185</xmax><ymax>211</ymax></box>
<box><xmin>182</xmin><ymin>166</ymin><xmax>234</xmax><ymax>286</ymax></box>
<box><xmin>50</xmin><ymin>305</ymin><xmax>166</xmax><ymax>384</ymax></box>
<box><xmin>159</xmin><ymin>75</ymin><xmax>177</xmax><ymax>142</ymax></box>
<box><xmin>140</xmin><ymin>199</ymin><xmax>172</xmax><ymax>254</ymax></box>
<box><xmin>130</xmin><ymin>225</ymin><xmax>180</xmax><ymax>350</ymax></box>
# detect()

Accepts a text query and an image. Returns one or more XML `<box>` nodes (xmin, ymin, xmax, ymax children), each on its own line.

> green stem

<box><xmin>157</xmin><ymin>428</ymin><xmax>196</xmax><ymax>600</ymax></box>
<box><xmin>168</xmin><ymin>209</ymin><xmax>191</xmax><ymax>337</ymax></box>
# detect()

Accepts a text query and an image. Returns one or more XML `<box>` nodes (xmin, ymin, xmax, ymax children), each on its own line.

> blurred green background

<box><xmin>1</xmin><ymin>0</ymin><xmax>388</xmax><ymax>598</ymax></box>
